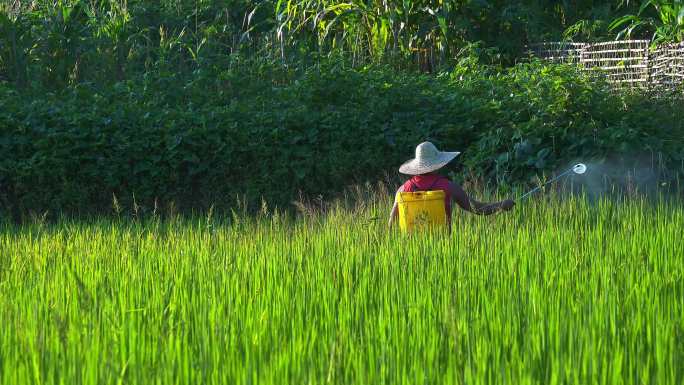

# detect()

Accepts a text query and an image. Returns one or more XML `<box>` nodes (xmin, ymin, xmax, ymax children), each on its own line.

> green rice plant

<box><xmin>1</xmin><ymin>195</ymin><xmax>683</xmax><ymax>384</ymax></box>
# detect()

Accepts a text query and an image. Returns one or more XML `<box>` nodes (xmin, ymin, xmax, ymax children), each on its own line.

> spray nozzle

<box><xmin>573</xmin><ymin>163</ymin><xmax>587</xmax><ymax>175</ymax></box>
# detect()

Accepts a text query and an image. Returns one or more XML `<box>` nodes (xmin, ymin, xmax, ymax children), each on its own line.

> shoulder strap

<box><xmin>408</xmin><ymin>178</ymin><xmax>418</xmax><ymax>192</ymax></box>
<box><xmin>426</xmin><ymin>176</ymin><xmax>444</xmax><ymax>191</ymax></box>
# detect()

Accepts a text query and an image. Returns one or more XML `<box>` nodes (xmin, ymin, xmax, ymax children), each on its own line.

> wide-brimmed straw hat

<box><xmin>399</xmin><ymin>141</ymin><xmax>461</xmax><ymax>175</ymax></box>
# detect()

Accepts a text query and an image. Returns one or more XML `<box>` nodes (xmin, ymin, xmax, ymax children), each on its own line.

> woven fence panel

<box><xmin>580</xmin><ymin>40</ymin><xmax>649</xmax><ymax>87</ymax></box>
<box><xmin>529</xmin><ymin>42</ymin><xmax>586</xmax><ymax>64</ymax></box>
<box><xmin>650</xmin><ymin>42</ymin><xmax>684</xmax><ymax>90</ymax></box>
<box><xmin>530</xmin><ymin>40</ymin><xmax>684</xmax><ymax>91</ymax></box>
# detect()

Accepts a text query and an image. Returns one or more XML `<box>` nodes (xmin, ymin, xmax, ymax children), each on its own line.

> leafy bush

<box><xmin>1</xmin><ymin>60</ymin><xmax>683</xmax><ymax>217</ymax></box>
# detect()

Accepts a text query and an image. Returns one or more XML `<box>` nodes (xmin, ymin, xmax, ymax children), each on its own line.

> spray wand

<box><xmin>481</xmin><ymin>163</ymin><xmax>588</xmax><ymax>212</ymax></box>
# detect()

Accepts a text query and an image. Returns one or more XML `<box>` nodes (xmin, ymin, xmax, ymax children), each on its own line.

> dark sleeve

<box><xmin>449</xmin><ymin>182</ymin><xmax>475</xmax><ymax>212</ymax></box>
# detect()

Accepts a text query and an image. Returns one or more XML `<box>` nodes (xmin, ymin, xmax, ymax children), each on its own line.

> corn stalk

<box><xmin>610</xmin><ymin>0</ymin><xmax>684</xmax><ymax>44</ymax></box>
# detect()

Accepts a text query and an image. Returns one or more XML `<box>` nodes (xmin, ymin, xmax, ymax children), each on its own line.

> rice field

<box><xmin>1</xmin><ymin>196</ymin><xmax>683</xmax><ymax>385</ymax></box>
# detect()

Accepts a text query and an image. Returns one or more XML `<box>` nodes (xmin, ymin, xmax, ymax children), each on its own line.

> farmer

<box><xmin>388</xmin><ymin>141</ymin><xmax>514</xmax><ymax>227</ymax></box>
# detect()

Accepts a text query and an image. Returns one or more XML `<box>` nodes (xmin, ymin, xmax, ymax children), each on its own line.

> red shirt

<box><xmin>399</xmin><ymin>174</ymin><xmax>456</xmax><ymax>218</ymax></box>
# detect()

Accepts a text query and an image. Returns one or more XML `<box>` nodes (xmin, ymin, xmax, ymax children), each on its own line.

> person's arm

<box><xmin>388</xmin><ymin>185</ymin><xmax>405</xmax><ymax>227</ymax></box>
<box><xmin>450</xmin><ymin>182</ymin><xmax>514</xmax><ymax>215</ymax></box>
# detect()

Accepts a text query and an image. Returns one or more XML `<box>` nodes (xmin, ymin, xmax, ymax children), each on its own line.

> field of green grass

<box><xmin>1</xmin><ymin>196</ymin><xmax>683</xmax><ymax>384</ymax></box>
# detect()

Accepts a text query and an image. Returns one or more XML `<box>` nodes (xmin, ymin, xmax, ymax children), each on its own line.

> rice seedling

<box><xmin>1</xmin><ymin>195</ymin><xmax>683</xmax><ymax>384</ymax></box>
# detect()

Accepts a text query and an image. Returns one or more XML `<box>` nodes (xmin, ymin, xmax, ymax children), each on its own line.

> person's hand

<box><xmin>501</xmin><ymin>199</ymin><xmax>515</xmax><ymax>211</ymax></box>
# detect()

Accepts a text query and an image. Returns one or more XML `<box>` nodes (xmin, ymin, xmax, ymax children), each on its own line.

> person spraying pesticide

<box><xmin>388</xmin><ymin>142</ymin><xmax>514</xmax><ymax>232</ymax></box>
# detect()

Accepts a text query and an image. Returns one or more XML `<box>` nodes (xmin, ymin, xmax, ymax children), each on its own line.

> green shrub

<box><xmin>1</xmin><ymin>60</ymin><xmax>683</xmax><ymax>217</ymax></box>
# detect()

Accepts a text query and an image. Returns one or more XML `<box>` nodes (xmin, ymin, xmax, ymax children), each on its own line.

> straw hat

<box><xmin>399</xmin><ymin>142</ymin><xmax>461</xmax><ymax>175</ymax></box>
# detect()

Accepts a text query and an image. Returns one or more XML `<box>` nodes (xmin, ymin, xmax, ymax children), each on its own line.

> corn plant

<box><xmin>610</xmin><ymin>0</ymin><xmax>684</xmax><ymax>44</ymax></box>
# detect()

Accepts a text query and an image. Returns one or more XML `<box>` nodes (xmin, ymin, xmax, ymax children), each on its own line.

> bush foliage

<box><xmin>1</xmin><ymin>60</ymin><xmax>683</xmax><ymax>217</ymax></box>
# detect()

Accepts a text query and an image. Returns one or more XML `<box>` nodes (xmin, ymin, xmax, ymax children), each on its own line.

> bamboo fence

<box><xmin>530</xmin><ymin>40</ymin><xmax>684</xmax><ymax>91</ymax></box>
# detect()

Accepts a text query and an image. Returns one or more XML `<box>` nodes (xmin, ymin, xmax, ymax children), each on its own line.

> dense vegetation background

<box><xmin>1</xmin><ymin>0</ymin><xmax>683</xmax><ymax>218</ymax></box>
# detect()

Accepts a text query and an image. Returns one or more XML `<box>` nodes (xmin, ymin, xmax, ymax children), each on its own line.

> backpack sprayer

<box><xmin>396</xmin><ymin>190</ymin><xmax>447</xmax><ymax>232</ymax></box>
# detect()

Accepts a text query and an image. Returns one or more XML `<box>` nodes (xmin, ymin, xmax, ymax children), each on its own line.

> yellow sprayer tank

<box><xmin>396</xmin><ymin>190</ymin><xmax>446</xmax><ymax>232</ymax></box>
